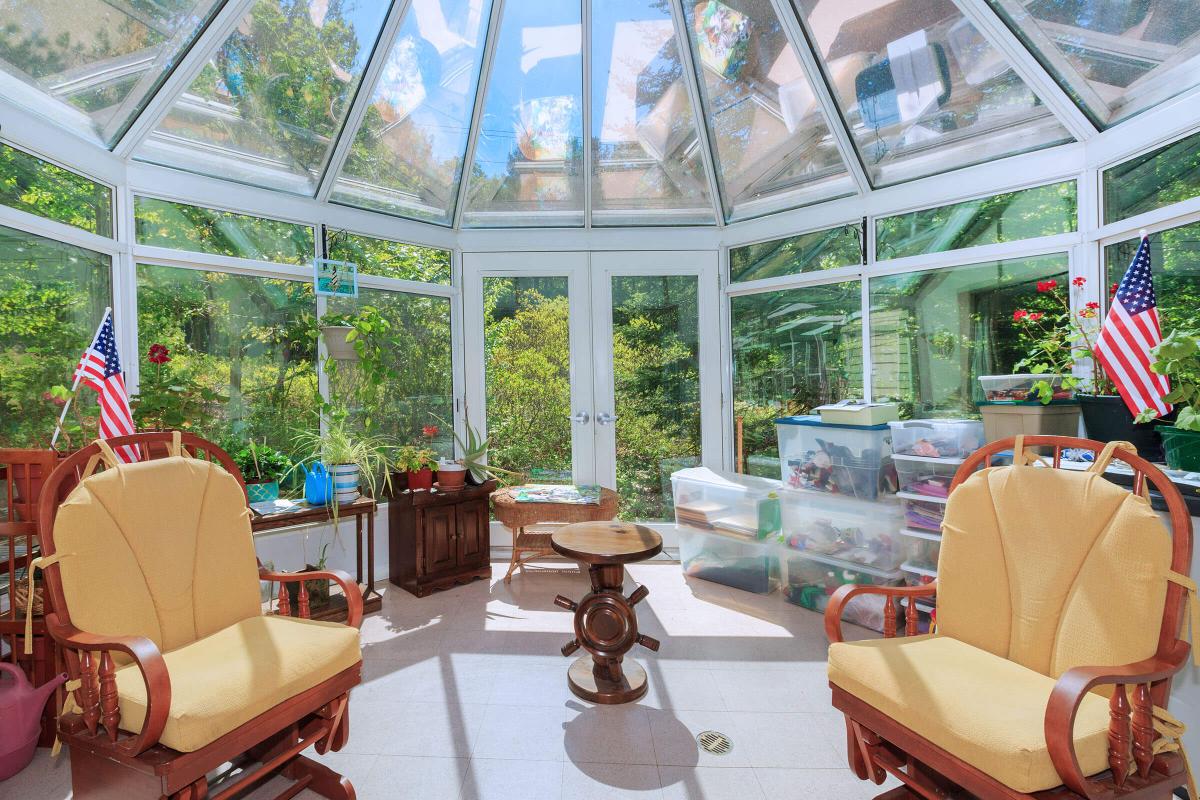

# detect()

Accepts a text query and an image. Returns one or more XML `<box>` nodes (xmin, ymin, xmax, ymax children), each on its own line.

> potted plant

<box><xmin>291</xmin><ymin>407</ymin><xmax>393</xmax><ymax>504</ymax></box>
<box><xmin>318</xmin><ymin>313</ymin><xmax>358</xmax><ymax>362</ymax></box>
<box><xmin>223</xmin><ymin>437</ymin><xmax>292</xmax><ymax>503</ymax></box>
<box><xmin>131</xmin><ymin>343</ymin><xmax>226</xmax><ymax>433</ymax></box>
<box><xmin>441</xmin><ymin>418</ymin><xmax>522</xmax><ymax>486</ymax></box>
<box><xmin>1136</xmin><ymin>331</ymin><xmax>1200</xmax><ymax>470</ymax></box>
<box><xmin>394</xmin><ymin>444</ymin><xmax>438</xmax><ymax>491</ymax></box>
<box><xmin>1005</xmin><ymin>277</ymin><xmax>1166</xmax><ymax>458</ymax></box>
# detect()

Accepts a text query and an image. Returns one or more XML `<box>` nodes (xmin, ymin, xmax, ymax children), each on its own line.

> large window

<box><xmin>730</xmin><ymin>224</ymin><xmax>863</xmax><ymax>283</ymax></box>
<box><xmin>0</xmin><ymin>226</ymin><xmax>111</xmax><ymax>448</ymax></box>
<box><xmin>135</xmin><ymin>265</ymin><xmax>317</xmax><ymax>452</ymax></box>
<box><xmin>1104</xmin><ymin>130</ymin><xmax>1200</xmax><ymax>224</ymax></box>
<box><xmin>876</xmin><ymin>182</ymin><xmax>1078</xmax><ymax>261</ymax></box>
<box><xmin>325</xmin><ymin>230</ymin><xmax>452</xmax><ymax>285</ymax></box>
<box><xmin>731</xmin><ymin>282</ymin><xmax>863</xmax><ymax>476</ymax></box>
<box><xmin>1</xmin><ymin>143</ymin><xmax>113</xmax><ymax>235</ymax></box>
<box><xmin>1106</xmin><ymin>222</ymin><xmax>1200</xmax><ymax>334</ymax></box>
<box><xmin>135</xmin><ymin>198</ymin><xmax>315</xmax><ymax>265</ymax></box>
<box><xmin>869</xmin><ymin>254</ymin><xmax>1070</xmax><ymax>417</ymax></box>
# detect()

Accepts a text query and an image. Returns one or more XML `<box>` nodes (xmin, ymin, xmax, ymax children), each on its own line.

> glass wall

<box><xmin>730</xmin><ymin>224</ymin><xmax>862</xmax><ymax>283</ymax></box>
<box><xmin>731</xmin><ymin>282</ymin><xmax>863</xmax><ymax>476</ymax></box>
<box><xmin>0</xmin><ymin>226</ymin><xmax>111</xmax><ymax>448</ymax></box>
<box><xmin>876</xmin><ymin>182</ymin><xmax>1077</xmax><ymax>260</ymax></box>
<box><xmin>1106</xmin><ymin>222</ymin><xmax>1200</xmax><ymax>334</ymax></box>
<box><xmin>869</xmin><ymin>254</ymin><xmax>1069</xmax><ymax>417</ymax></box>
<box><xmin>325</xmin><ymin>230</ymin><xmax>452</xmax><ymax>284</ymax></box>
<box><xmin>135</xmin><ymin>197</ymin><xmax>316</xmax><ymax>265</ymax></box>
<box><xmin>1</xmin><ymin>143</ymin><xmax>113</xmax><ymax>235</ymax></box>
<box><xmin>1104</xmin><ymin>130</ymin><xmax>1200</xmax><ymax>224</ymax></box>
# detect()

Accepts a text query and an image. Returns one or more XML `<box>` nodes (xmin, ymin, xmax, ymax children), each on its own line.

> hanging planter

<box><xmin>320</xmin><ymin>325</ymin><xmax>358</xmax><ymax>362</ymax></box>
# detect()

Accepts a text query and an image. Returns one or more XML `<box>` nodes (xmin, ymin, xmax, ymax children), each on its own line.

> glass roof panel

<box><xmin>136</xmin><ymin>0</ymin><xmax>393</xmax><ymax>195</ymax></box>
<box><xmin>0</xmin><ymin>0</ymin><xmax>224</xmax><ymax>146</ymax></box>
<box><xmin>329</xmin><ymin>0</ymin><xmax>493</xmax><ymax>224</ymax></box>
<box><xmin>590</xmin><ymin>0</ymin><xmax>715</xmax><ymax>227</ymax></box>
<box><xmin>460</xmin><ymin>0</ymin><xmax>584</xmax><ymax>227</ymax></box>
<box><xmin>987</xmin><ymin>0</ymin><xmax>1200</xmax><ymax>128</ymax></box>
<box><xmin>681</xmin><ymin>0</ymin><xmax>855</xmax><ymax>222</ymax></box>
<box><xmin>796</xmin><ymin>0</ymin><xmax>1072</xmax><ymax>186</ymax></box>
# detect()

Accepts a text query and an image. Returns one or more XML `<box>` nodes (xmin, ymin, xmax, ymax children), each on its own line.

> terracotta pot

<box><xmin>435</xmin><ymin>464</ymin><xmax>467</xmax><ymax>492</ymax></box>
<box><xmin>406</xmin><ymin>467</ymin><xmax>433</xmax><ymax>492</ymax></box>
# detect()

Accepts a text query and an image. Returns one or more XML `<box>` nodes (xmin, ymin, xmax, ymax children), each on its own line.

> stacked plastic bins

<box><xmin>775</xmin><ymin>415</ymin><xmax>904</xmax><ymax>632</ymax></box>
<box><xmin>671</xmin><ymin>467</ymin><xmax>783</xmax><ymax>594</ymax></box>
<box><xmin>889</xmin><ymin>419</ymin><xmax>985</xmax><ymax>624</ymax></box>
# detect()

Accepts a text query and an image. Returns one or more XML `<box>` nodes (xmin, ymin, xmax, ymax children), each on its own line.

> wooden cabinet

<box><xmin>389</xmin><ymin>481</ymin><xmax>495</xmax><ymax>597</ymax></box>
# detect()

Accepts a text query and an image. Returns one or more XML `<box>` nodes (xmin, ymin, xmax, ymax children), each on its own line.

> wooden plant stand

<box><xmin>551</xmin><ymin>521</ymin><xmax>663</xmax><ymax>704</ymax></box>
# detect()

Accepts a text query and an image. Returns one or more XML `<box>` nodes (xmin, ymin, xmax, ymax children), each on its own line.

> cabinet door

<box><xmin>456</xmin><ymin>499</ymin><xmax>489</xmax><ymax>567</ymax></box>
<box><xmin>420</xmin><ymin>505</ymin><xmax>458</xmax><ymax>575</ymax></box>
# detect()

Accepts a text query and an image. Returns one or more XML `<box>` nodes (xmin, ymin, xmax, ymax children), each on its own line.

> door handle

<box><xmin>569</xmin><ymin>411</ymin><xmax>590</xmax><ymax>424</ymax></box>
<box><xmin>597</xmin><ymin>412</ymin><xmax>618</xmax><ymax>425</ymax></box>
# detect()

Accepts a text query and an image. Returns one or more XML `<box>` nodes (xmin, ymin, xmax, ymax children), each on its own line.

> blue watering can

<box><xmin>303</xmin><ymin>462</ymin><xmax>332</xmax><ymax>506</ymax></box>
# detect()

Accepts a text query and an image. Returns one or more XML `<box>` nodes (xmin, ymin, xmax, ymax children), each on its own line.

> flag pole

<box><xmin>50</xmin><ymin>307</ymin><xmax>111</xmax><ymax>449</ymax></box>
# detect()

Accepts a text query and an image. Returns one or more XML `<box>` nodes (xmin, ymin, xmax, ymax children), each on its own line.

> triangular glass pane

<box><xmin>590</xmin><ymin>0</ymin><xmax>715</xmax><ymax>226</ymax></box>
<box><xmin>329</xmin><ymin>0</ymin><xmax>494</xmax><ymax>225</ymax></box>
<box><xmin>461</xmin><ymin>0</ymin><xmax>584</xmax><ymax>227</ymax></box>
<box><xmin>0</xmin><ymin>0</ymin><xmax>224</xmax><ymax>147</ymax></box>
<box><xmin>680</xmin><ymin>0</ymin><xmax>855</xmax><ymax>222</ymax></box>
<box><xmin>795</xmin><ymin>0</ymin><xmax>1072</xmax><ymax>186</ymax></box>
<box><xmin>137</xmin><ymin>0</ymin><xmax>393</xmax><ymax>195</ymax></box>
<box><xmin>987</xmin><ymin>0</ymin><xmax>1200</xmax><ymax>128</ymax></box>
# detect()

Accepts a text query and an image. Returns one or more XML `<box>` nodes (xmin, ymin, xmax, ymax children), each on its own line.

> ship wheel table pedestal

<box><xmin>550</xmin><ymin>521</ymin><xmax>663</xmax><ymax>704</ymax></box>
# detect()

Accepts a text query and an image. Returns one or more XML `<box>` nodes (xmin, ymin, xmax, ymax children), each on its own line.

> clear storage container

<box><xmin>888</xmin><ymin>419</ymin><xmax>984</xmax><ymax>459</ymax></box>
<box><xmin>892</xmin><ymin>454</ymin><xmax>962</xmax><ymax>498</ymax></box>
<box><xmin>678</xmin><ymin>526</ymin><xmax>779</xmax><ymax>594</ymax></box>
<box><xmin>978</xmin><ymin>374</ymin><xmax>1073</xmax><ymax>403</ymax></box>
<box><xmin>902</xmin><ymin>561</ymin><xmax>938</xmax><ymax>587</ymax></box>
<box><xmin>898</xmin><ymin>492</ymin><xmax>946</xmax><ymax>532</ymax></box>
<box><xmin>898</xmin><ymin>528</ymin><xmax>941</xmax><ymax>572</ymax></box>
<box><xmin>779</xmin><ymin>489</ymin><xmax>904</xmax><ymax>570</ymax></box>
<box><xmin>671</xmin><ymin>467</ymin><xmax>782</xmax><ymax>539</ymax></box>
<box><xmin>784</xmin><ymin>552</ymin><xmax>903</xmax><ymax>633</ymax></box>
<box><xmin>775</xmin><ymin>416</ymin><xmax>896</xmax><ymax>499</ymax></box>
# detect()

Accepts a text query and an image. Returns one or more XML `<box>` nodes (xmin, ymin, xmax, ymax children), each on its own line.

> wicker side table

<box><xmin>492</xmin><ymin>487</ymin><xmax>619</xmax><ymax>582</ymax></box>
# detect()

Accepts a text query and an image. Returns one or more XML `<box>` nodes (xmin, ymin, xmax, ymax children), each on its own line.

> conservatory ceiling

<box><xmin>1</xmin><ymin>0</ymin><xmax>1199</xmax><ymax>229</ymax></box>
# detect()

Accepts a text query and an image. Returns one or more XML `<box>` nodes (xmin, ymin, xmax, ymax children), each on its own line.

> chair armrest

<box><xmin>825</xmin><ymin>582</ymin><xmax>938</xmax><ymax>643</ymax></box>
<box><xmin>44</xmin><ymin>612</ymin><xmax>171</xmax><ymax>757</ymax></box>
<box><xmin>260</xmin><ymin>567</ymin><xmax>364</xmax><ymax>629</ymax></box>
<box><xmin>1045</xmin><ymin>641</ymin><xmax>1192</xmax><ymax>798</ymax></box>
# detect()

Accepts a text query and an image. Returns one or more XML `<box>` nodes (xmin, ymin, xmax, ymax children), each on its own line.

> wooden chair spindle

<box><xmin>1109</xmin><ymin>684</ymin><xmax>1132</xmax><ymax>787</ymax></box>
<box><xmin>99</xmin><ymin>651</ymin><xmax>120</xmax><ymax>741</ymax></box>
<box><xmin>883</xmin><ymin>595</ymin><xmax>897</xmax><ymax>638</ymax></box>
<box><xmin>80</xmin><ymin>649</ymin><xmax>101</xmax><ymax>735</ymax></box>
<box><xmin>1132</xmin><ymin>683</ymin><xmax>1154</xmax><ymax>778</ymax></box>
<box><xmin>905</xmin><ymin>597</ymin><xmax>918</xmax><ymax>637</ymax></box>
<box><xmin>276</xmin><ymin>581</ymin><xmax>291</xmax><ymax>616</ymax></box>
<box><xmin>298</xmin><ymin>579</ymin><xmax>311</xmax><ymax>619</ymax></box>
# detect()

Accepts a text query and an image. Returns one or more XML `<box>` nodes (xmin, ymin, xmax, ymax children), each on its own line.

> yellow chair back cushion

<box><xmin>938</xmin><ymin>463</ymin><xmax>1171</xmax><ymax>678</ymax></box>
<box><xmin>53</xmin><ymin>456</ymin><xmax>262</xmax><ymax>653</ymax></box>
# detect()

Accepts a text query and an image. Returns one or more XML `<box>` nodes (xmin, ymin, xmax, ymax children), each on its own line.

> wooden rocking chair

<box><xmin>825</xmin><ymin>435</ymin><xmax>1195</xmax><ymax>800</ymax></box>
<box><xmin>34</xmin><ymin>432</ymin><xmax>364</xmax><ymax>799</ymax></box>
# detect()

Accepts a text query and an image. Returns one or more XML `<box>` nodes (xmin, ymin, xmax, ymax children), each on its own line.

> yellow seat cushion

<box><xmin>115</xmin><ymin>615</ymin><xmax>362</xmax><ymax>753</ymax></box>
<box><xmin>828</xmin><ymin>635</ymin><xmax>1111</xmax><ymax>794</ymax></box>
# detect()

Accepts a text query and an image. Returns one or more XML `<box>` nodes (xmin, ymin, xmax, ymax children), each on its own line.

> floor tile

<box><xmin>356</xmin><ymin>755</ymin><xmax>469</xmax><ymax>800</ymax></box>
<box><xmin>343</xmin><ymin>700</ymin><xmax>486</xmax><ymax>758</ymax></box>
<box><xmin>645</xmin><ymin>708</ymin><xmax>750</xmax><ymax>768</ymax></box>
<box><xmin>460</xmin><ymin>757</ymin><xmax>564</xmax><ymax>800</ymax></box>
<box><xmin>562</xmin><ymin>703</ymin><xmax>655</xmax><ymax>765</ymax></box>
<box><xmin>726</xmin><ymin>711</ymin><xmax>845</xmax><ymax>769</ymax></box>
<box><xmin>657</xmin><ymin>766</ymin><xmax>766</xmax><ymax>800</ymax></box>
<box><xmin>754</xmin><ymin>766</ymin><xmax>900</xmax><ymax>799</ymax></box>
<box><xmin>562</xmin><ymin>762</ymin><xmax>664</xmax><ymax>799</ymax></box>
<box><xmin>472</xmin><ymin>704</ymin><xmax>569</xmax><ymax>761</ymax></box>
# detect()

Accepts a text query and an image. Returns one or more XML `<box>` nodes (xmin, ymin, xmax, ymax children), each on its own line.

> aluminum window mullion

<box><xmin>581</xmin><ymin>0</ymin><xmax>593</xmax><ymax>229</ymax></box>
<box><xmin>451</xmin><ymin>0</ymin><xmax>507</xmax><ymax>230</ymax></box>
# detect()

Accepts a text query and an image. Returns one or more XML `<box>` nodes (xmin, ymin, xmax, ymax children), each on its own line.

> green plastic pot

<box><xmin>1159</xmin><ymin>427</ymin><xmax>1200</xmax><ymax>472</ymax></box>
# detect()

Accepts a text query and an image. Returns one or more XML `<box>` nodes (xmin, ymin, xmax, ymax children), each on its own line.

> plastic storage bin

<box><xmin>898</xmin><ymin>528</ymin><xmax>940</xmax><ymax>572</ymax></box>
<box><xmin>776</xmin><ymin>416</ymin><xmax>895</xmax><ymax>499</ymax></box>
<box><xmin>899</xmin><ymin>492</ymin><xmax>946</xmax><ymax>532</ymax></box>
<box><xmin>978</xmin><ymin>374</ymin><xmax>1073</xmax><ymax>403</ymax></box>
<box><xmin>888</xmin><ymin>419</ymin><xmax>983</xmax><ymax>459</ymax></box>
<box><xmin>784</xmin><ymin>552</ymin><xmax>903</xmax><ymax>632</ymax></box>
<box><xmin>779</xmin><ymin>489</ymin><xmax>904</xmax><ymax>570</ymax></box>
<box><xmin>902</xmin><ymin>561</ymin><xmax>938</xmax><ymax>587</ymax></box>
<box><xmin>892</xmin><ymin>454</ymin><xmax>961</xmax><ymax>499</ymax></box>
<box><xmin>678</xmin><ymin>526</ymin><xmax>779</xmax><ymax>594</ymax></box>
<box><xmin>671</xmin><ymin>467</ymin><xmax>782</xmax><ymax>539</ymax></box>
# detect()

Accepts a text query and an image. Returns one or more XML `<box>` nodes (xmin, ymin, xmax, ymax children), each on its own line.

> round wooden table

<box><xmin>551</xmin><ymin>521</ymin><xmax>663</xmax><ymax>704</ymax></box>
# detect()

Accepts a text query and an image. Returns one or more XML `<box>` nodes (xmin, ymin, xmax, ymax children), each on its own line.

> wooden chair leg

<box><xmin>283</xmin><ymin>755</ymin><xmax>355</xmax><ymax>800</ymax></box>
<box><xmin>846</xmin><ymin>715</ymin><xmax>870</xmax><ymax>780</ymax></box>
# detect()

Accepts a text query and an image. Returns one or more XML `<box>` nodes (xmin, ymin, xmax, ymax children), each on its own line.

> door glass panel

<box><xmin>483</xmin><ymin>276</ymin><xmax>573</xmax><ymax>481</ymax></box>
<box><xmin>611</xmin><ymin>275</ymin><xmax>701</xmax><ymax>521</ymax></box>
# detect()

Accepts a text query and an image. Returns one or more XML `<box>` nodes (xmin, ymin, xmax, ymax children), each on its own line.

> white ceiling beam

<box><xmin>112</xmin><ymin>0</ymin><xmax>259</xmax><ymax>160</ymax></box>
<box><xmin>667</xmin><ymin>0</ymin><xmax>728</xmax><ymax>226</ymax></box>
<box><xmin>451</xmin><ymin>0</ymin><xmax>508</xmax><ymax>229</ymax></box>
<box><xmin>581</xmin><ymin>0</ymin><xmax>593</xmax><ymax>228</ymax></box>
<box><xmin>956</xmin><ymin>0</ymin><xmax>1099</xmax><ymax>143</ymax></box>
<box><xmin>773</xmin><ymin>0</ymin><xmax>871</xmax><ymax>195</ymax></box>
<box><xmin>0</xmin><ymin>102</ymin><xmax>126</xmax><ymax>186</ymax></box>
<box><xmin>315</xmin><ymin>0</ymin><xmax>415</xmax><ymax>203</ymax></box>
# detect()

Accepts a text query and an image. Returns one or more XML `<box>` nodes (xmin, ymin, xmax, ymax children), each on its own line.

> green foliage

<box><xmin>1138</xmin><ymin>330</ymin><xmax>1200</xmax><ymax>429</ymax></box>
<box><xmin>132</xmin><ymin>345</ymin><xmax>228</xmax><ymax>431</ymax></box>
<box><xmin>0</xmin><ymin>143</ymin><xmax>112</xmax><ymax>235</ymax></box>
<box><xmin>326</xmin><ymin>230</ymin><xmax>451</xmax><ymax>284</ymax></box>
<box><xmin>392</xmin><ymin>445</ymin><xmax>437</xmax><ymax>473</ymax></box>
<box><xmin>289</xmin><ymin>407</ymin><xmax>393</xmax><ymax>497</ymax></box>
<box><xmin>1104</xmin><ymin>129</ymin><xmax>1200</xmax><ymax>224</ymax></box>
<box><xmin>220</xmin><ymin>436</ymin><xmax>293</xmax><ymax>483</ymax></box>
<box><xmin>135</xmin><ymin>197</ymin><xmax>315</xmax><ymax>265</ymax></box>
<box><xmin>730</xmin><ymin>224</ymin><xmax>862</xmax><ymax>283</ymax></box>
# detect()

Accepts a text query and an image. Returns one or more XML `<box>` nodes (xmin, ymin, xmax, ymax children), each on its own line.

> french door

<box><xmin>462</xmin><ymin>250</ymin><xmax>720</xmax><ymax>521</ymax></box>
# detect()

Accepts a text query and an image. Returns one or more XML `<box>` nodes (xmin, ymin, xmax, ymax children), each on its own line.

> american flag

<box><xmin>75</xmin><ymin>310</ymin><xmax>139</xmax><ymax>463</ymax></box>
<box><xmin>1094</xmin><ymin>235</ymin><xmax>1171</xmax><ymax>418</ymax></box>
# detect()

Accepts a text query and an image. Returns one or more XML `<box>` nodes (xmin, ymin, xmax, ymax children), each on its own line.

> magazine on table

<box><xmin>513</xmin><ymin>484</ymin><xmax>602</xmax><ymax>505</ymax></box>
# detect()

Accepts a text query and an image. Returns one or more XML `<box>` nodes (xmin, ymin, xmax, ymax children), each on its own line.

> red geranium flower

<box><xmin>1110</xmin><ymin>283</ymin><xmax>1119</xmax><ymax>296</ymax></box>
<box><xmin>147</xmin><ymin>343</ymin><xmax>171</xmax><ymax>364</ymax></box>
<box><xmin>1028</xmin><ymin>312</ymin><xmax>1044</xmax><ymax>322</ymax></box>
<box><xmin>1012</xmin><ymin>309</ymin><xmax>1028</xmax><ymax>321</ymax></box>
<box><xmin>1072</xmin><ymin>276</ymin><xmax>1086</xmax><ymax>288</ymax></box>
<box><xmin>422</xmin><ymin>425</ymin><xmax>439</xmax><ymax>439</ymax></box>
<box><xmin>1036</xmin><ymin>279</ymin><xmax>1058</xmax><ymax>293</ymax></box>
<box><xmin>1086</xmin><ymin>301</ymin><xmax>1099</xmax><ymax>310</ymax></box>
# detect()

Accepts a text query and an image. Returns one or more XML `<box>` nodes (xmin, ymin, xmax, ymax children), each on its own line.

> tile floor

<box><xmin>10</xmin><ymin>560</ymin><xmax>896</xmax><ymax>800</ymax></box>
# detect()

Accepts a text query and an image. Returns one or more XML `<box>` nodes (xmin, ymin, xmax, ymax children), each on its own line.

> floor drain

<box><xmin>697</xmin><ymin>730</ymin><xmax>732</xmax><ymax>755</ymax></box>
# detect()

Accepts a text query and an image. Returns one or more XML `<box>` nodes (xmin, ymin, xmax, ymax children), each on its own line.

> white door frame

<box><xmin>461</xmin><ymin>251</ymin><xmax>597</xmax><ymax>484</ymax></box>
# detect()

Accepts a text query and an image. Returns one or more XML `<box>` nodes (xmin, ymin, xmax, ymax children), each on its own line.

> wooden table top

<box><xmin>550</xmin><ymin>521</ymin><xmax>663</xmax><ymax>565</ymax></box>
<box><xmin>251</xmin><ymin>496</ymin><xmax>376</xmax><ymax>532</ymax></box>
